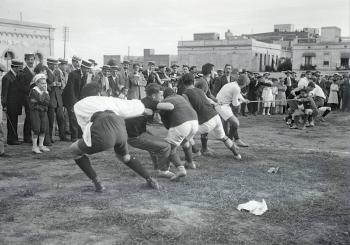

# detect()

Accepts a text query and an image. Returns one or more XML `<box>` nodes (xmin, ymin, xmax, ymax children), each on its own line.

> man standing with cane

<box><xmin>1</xmin><ymin>60</ymin><xmax>23</xmax><ymax>145</ymax></box>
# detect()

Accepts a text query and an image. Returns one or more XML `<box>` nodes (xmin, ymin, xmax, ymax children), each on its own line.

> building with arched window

<box><xmin>0</xmin><ymin>18</ymin><xmax>54</xmax><ymax>70</ymax></box>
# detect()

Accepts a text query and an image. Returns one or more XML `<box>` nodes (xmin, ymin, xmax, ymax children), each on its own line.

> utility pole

<box><xmin>63</xmin><ymin>26</ymin><xmax>69</xmax><ymax>59</ymax></box>
<box><xmin>127</xmin><ymin>46</ymin><xmax>130</xmax><ymax>61</ymax></box>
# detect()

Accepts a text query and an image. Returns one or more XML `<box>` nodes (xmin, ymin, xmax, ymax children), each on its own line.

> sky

<box><xmin>1</xmin><ymin>0</ymin><xmax>349</xmax><ymax>65</ymax></box>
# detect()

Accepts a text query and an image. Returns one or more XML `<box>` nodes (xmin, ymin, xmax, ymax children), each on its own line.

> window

<box><xmin>340</xmin><ymin>58</ymin><xmax>349</xmax><ymax>67</ymax></box>
<box><xmin>305</xmin><ymin>56</ymin><xmax>313</xmax><ymax>65</ymax></box>
<box><xmin>4</xmin><ymin>51</ymin><xmax>15</xmax><ymax>60</ymax></box>
<box><xmin>324</xmin><ymin>53</ymin><xmax>330</xmax><ymax>66</ymax></box>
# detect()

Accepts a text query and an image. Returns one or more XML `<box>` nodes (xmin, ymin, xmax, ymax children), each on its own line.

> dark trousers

<box><xmin>48</xmin><ymin>106</ymin><xmax>65</xmax><ymax>140</ymax></box>
<box><xmin>67</xmin><ymin>107</ymin><xmax>82</xmax><ymax>140</ymax></box>
<box><xmin>240</xmin><ymin>102</ymin><xmax>247</xmax><ymax>115</ymax></box>
<box><xmin>23</xmin><ymin>101</ymin><xmax>31</xmax><ymax>141</ymax></box>
<box><xmin>6</xmin><ymin>109</ymin><xmax>19</xmax><ymax>142</ymax></box>
<box><xmin>247</xmin><ymin>101</ymin><xmax>258</xmax><ymax>114</ymax></box>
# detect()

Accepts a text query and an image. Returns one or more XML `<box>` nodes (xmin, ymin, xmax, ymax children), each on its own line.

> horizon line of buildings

<box><xmin>0</xmin><ymin>18</ymin><xmax>349</xmax><ymax>72</ymax></box>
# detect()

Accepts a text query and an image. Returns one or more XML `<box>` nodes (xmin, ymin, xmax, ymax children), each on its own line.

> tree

<box><xmin>277</xmin><ymin>58</ymin><xmax>292</xmax><ymax>71</ymax></box>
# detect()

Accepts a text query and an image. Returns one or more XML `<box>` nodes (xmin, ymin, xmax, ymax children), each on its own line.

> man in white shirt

<box><xmin>307</xmin><ymin>82</ymin><xmax>331</xmax><ymax>122</ymax></box>
<box><xmin>69</xmin><ymin>83</ymin><xmax>159</xmax><ymax>192</ymax></box>
<box><xmin>215</xmin><ymin>76</ymin><xmax>249</xmax><ymax>148</ymax></box>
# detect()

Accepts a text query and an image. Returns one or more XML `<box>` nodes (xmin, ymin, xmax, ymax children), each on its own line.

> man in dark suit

<box><xmin>283</xmin><ymin>71</ymin><xmax>297</xmax><ymax>98</ymax></box>
<box><xmin>46</xmin><ymin>58</ymin><xmax>66</xmax><ymax>142</ymax></box>
<box><xmin>62</xmin><ymin>60</ymin><xmax>92</xmax><ymax>141</ymax></box>
<box><xmin>212</xmin><ymin>64</ymin><xmax>238</xmax><ymax>96</ymax></box>
<box><xmin>142</xmin><ymin>61</ymin><xmax>160</xmax><ymax>85</ymax></box>
<box><xmin>1</xmin><ymin>60</ymin><xmax>23</xmax><ymax>145</ymax></box>
<box><xmin>118</xmin><ymin>60</ymin><xmax>130</xmax><ymax>87</ymax></box>
<box><xmin>18</xmin><ymin>53</ymin><xmax>36</xmax><ymax>143</ymax></box>
<box><xmin>341</xmin><ymin>73</ymin><xmax>350</xmax><ymax>112</ymax></box>
<box><xmin>108</xmin><ymin>65</ymin><xmax>122</xmax><ymax>96</ymax></box>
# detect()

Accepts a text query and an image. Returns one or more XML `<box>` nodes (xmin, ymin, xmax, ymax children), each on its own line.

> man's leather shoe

<box><xmin>24</xmin><ymin>139</ymin><xmax>32</xmax><ymax>143</ymax></box>
<box><xmin>7</xmin><ymin>140</ymin><xmax>21</xmax><ymax>145</ymax></box>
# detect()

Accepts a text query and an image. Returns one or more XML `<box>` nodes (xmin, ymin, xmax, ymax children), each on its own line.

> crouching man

<box><xmin>125</xmin><ymin>83</ymin><xmax>176</xmax><ymax>179</ymax></box>
<box><xmin>69</xmin><ymin>83</ymin><xmax>159</xmax><ymax>192</ymax></box>
<box><xmin>182</xmin><ymin>74</ymin><xmax>241</xmax><ymax>163</ymax></box>
<box><xmin>160</xmin><ymin>88</ymin><xmax>199</xmax><ymax>180</ymax></box>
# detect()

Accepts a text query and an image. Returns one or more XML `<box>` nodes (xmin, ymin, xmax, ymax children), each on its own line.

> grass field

<box><xmin>0</xmin><ymin>112</ymin><xmax>349</xmax><ymax>244</ymax></box>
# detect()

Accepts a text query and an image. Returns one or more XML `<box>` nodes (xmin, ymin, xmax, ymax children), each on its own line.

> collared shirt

<box><xmin>310</xmin><ymin>84</ymin><xmax>326</xmax><ymax>99</ymax></box>
<box><xmin>74</xmin><ymin>96</ymin><xmax>145</xmax><ymax>146</ymax></box>
<box><xmin>10</xmin><ymin>69</ymin><xmax>16</xmax><ymax>77</ymax></box>
<box><xmin>298</xmin><ymin>77</ymin><xmax>309</xmax><ymax>89</ymax></box>
<box><xmin>216</xmin><ymin>82</ymin><xmax>244</xmax><ymax>106</ymax></box>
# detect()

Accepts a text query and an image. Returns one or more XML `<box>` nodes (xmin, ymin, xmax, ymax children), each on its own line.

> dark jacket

<box><xmin>108</xmin><ymin>75</ymin><xmax>121</xmax><ymax>96</ymax></box>
<box><xmin>212</xmin><ymin>74</ymin><xmax>238</xmax><ymax>97</ymax></box>
<box><xmin>62</xmin><ymin>69</ymin><xmax>86</xmax><ymax>108</ymax></box>
<box><xmin>18</xmin><ymin>66</ymin><xmax>34</xmax><ymax>95</ymax></box>
<box><xmin>142</xmin><ymin>70</ymin><xmax>159</xmax><ymax>85</ymax></box>
<box><xmin>29</xmin><ymin>87</ymin><xmax>50</xmax><ymax>112</ymax></box>
<box><xmin>247</xmin><ymin>79</ymin><xmax>272</xmax><ymax>100</ymax></box>
<box><xmin>17</xmin><ymin>66</ymin><xmax>35</xmax><ymax>106</ymax></box>
<box><xmin>46</xmin><ymin>68</ymin><xmax>63</xmax><ymax>108</ymax></box>
<box><xmin>1</xmin><ymin>70</ymin><xmax>22</xmax><ymax>115</ymax></box>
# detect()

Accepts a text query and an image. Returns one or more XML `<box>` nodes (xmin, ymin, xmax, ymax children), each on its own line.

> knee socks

<box><xmin>75</xmin><ymin>155</ymin><xmax>97</xmax><ymax>180</ymax></box>
<box><xmin>124</xmin><ymin>157</ymin><xmax>151</xmax><ymax>180</ymax></box>
<box><xmin>182</xmin><ymin>145</ymin><xmax>193</xmax><ymax>163</ymax></box>
<box><xmin>200</xmin><ymin>134</ymin><xmax>208</xmax><ymax>151</ymax></box>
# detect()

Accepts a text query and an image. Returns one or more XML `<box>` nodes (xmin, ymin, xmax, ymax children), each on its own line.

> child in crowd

<box><xmin>261</xmin><ymin>79</ymin><xmax>273</xmax><ymax>115</ymax></box>
<box><xmin>327</xmin><ymin>78</ymin><xmax>339</xmax><ymax>110</ymax></box>
<box><xmin>29</xmin><ymin>74</ymin><xmax>51</xmax><ymax>153</ymax></box>
<box><xmin>276</xmin><ymin>77</ymin><xmax>287</xmax><ymax>114</ymax></box>
<box><xmin>118</xmin><ymin>86</ymin><xmax>128</xmax><ymax>100</ymax></box>
<box><xmin>289</xmin><ymin>88</ymin><xmax>316</xmax><ymax>130</ymax></box>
